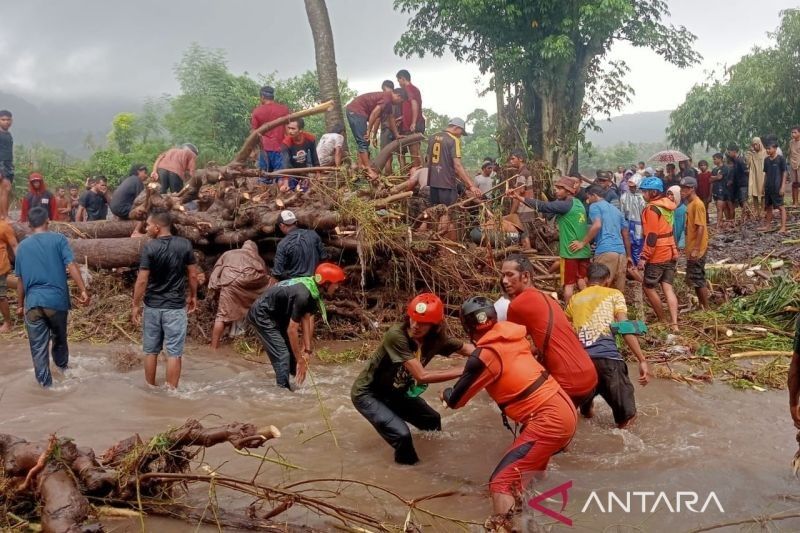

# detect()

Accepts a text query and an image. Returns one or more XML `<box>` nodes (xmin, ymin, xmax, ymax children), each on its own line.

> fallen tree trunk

<box><xmin>13</xmin><ymin>220</ymin><xmax>138</xmax><ymax>242</ymax></box>
<box><xmin>69</xmin><ymin>237</ymin><xmax>148</xmax><ymax>269</ymax></box>
<box><xmin>374</xmin><ymin>133</ymin><xmax>425</xmax><ymax>171</ymax></box>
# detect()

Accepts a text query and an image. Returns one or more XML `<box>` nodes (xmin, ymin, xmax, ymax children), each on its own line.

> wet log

<box><xmin>13</xmin><ymin>220</ymin><xmax>138</xmax><ymax>242</ymax></box>
<box><xmin>374</xmin><ymin>132</ymin><xmax>425</xmax><ymax>170</ymax></box>
<box><xmin>69</xmin><ymin>237</ymin><xmax>148</xmax><ymax>269</ymax></box>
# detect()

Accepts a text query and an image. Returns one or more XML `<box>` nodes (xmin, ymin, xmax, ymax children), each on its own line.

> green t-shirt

<box><xmin>351</xmin><ymin>323</ymin><xmax>463</xmax><ymax>398</ymax></box>
<box><xmin>559</xmin><ymin>197</ymin><xmax>592</xmax><ymax>259</ymax></box>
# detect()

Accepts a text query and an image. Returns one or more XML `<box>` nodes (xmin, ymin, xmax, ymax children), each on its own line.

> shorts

<box><xmin>347</xmin><ymin>110</ymin><xmax>369</xmax><ymax>153</ymax></box>
<box><xmin>0</xmin><ymin>161</ymin><xmax>13</xmax><ymax>182</ymax></box>
<box><xmin>142</xmin><ymin>306</ymin><xmax>188</xmax><ymax>357</ymax></box>
<box><xmin>736</xmin><ymin>186</ymin><xmax>748</xmax><ymax>206</ymax></box>
<box><xmin>685</xmin><ymin>255</ymin><xmax>707</xmax><ymax>289</ymax></box>
<box><xmin>0</xmin><ymin>274</ymin><xmax>6</xmax><ymax>300</ymax></box>
<box><xmin>429</xmin><ymin>187</ymin><xmax>458</xmax><ymax>207</ymax></box>
<box><xmin>580</xmin><ymin>358</ymin><xmax>636</xmax><ymax>425</ymax></box>
<box><xmin>712</xmin><ymin>191</ymin><xmax>731</xmax><ymax>202</ymax></box>
<box><xmin>258</xmin><ymin>150</ymin><xmax>284</xmax><ymax>173</ymax></box>
<box><xmin>594</xmin><ymin>252</ymin><xmax>627</xmax><ymax>292</ymax></box>
<box><xmin>489</xmin><ymin>390</ymin><xmax>576</xmax><ymax>495</ymax></box>
<box><xmin>764</xmin><ymin>187</ymin><xmax>784</xmax><ymax>208</ymax></box>
<box><xmin>560</xmin><ymin>258</ymin><xmax>590</xmax><ymax>286</ymax></box>
<box><xmin>791</xmin><ymin>168</ymin><xmax>800</xmax><ymax>183</ymax></box>
<box><xmin>643</xmin><ymin>260</ymin><xmax>676</xmax><ymax>288</ymax></box>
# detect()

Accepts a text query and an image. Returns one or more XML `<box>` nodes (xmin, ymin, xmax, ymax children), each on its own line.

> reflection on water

<box><xmin>0</xmin><ymin>340</ymin><xmax>798</xmax><ymax>532</ymax></box>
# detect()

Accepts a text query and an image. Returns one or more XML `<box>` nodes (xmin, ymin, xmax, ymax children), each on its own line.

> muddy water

<box><xmin>1</xmin><ymin>340</ymin><xmax>798</xmax><ymax>532</ymax></box>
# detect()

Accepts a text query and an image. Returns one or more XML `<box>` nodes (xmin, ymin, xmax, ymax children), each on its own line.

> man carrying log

<box><xmin>248</xmin><ymin>262</ymin><xmax>346</xmax><ymax>390</ymax></box>
<box><xmin>0</xmin><ymin>215</ymin><xmax>17</xmax><ymax>332</ymax></box>
<box><xmin>208</xmin><ymin>240</ymin><xmax>269</xmax><ymax>349</ymax></box>
<box><xmin>132</xmin><ymin>208</ymin><xmax>198</xmax><ymax>389</ymax></box>
<box><xmin>501</xmin><ymin>254</ymin><xmax>597</xmax><ymax>407</ymax></box>
<box><xmin>251</xmin><ymin>85</ymin><xmax>291</xmax><ymax>174</ymax></box>
<box><xmin>442</xmin><ymin>296</ymin><xmax>576</xmax><ymax>531</ymax></box>
<box><xmin>269</xmin><ymin>210</ymin><xmax>328</xmax><ymax>286</ymax></box>
<box><xmin>15</xmin><ymin>207</ymin><xmax>90</xmax><ymax>387</ymax></box>
<box><xmin>351</xmin><ymin>293</ymin><xmax>471</xmax><ymax>464</ymax></box>
<box><xmin>346</xmin><ymin>88</ymin><xmax>407</xmax><ymax>180</ymax></box>
<box><xmin>151</xmin><ymin>143</ymin><xmax>198</xmax><ymax>195</ymax></box>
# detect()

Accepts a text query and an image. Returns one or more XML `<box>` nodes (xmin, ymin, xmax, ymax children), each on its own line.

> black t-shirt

<box><xmin>732</xmin><ymin>156</ymin><xmax>748</xmax><ymax>189</ymax></box>
<box><xmin>271</xmin><ymin>229</ymin><xmax>328</xmax><ymax>280</ymax></box>
<box><xmin>110</xmin><ymin>175</ymin><xmax>144</xmax><ymax>218</ymax></box>
<box><xmin>763</xmin><ymin>155</ymin><xmax>787</xmax><ymax>193</ymax></box>
<box><xmin>80</xmin><ymin>190</ymin><xmax>109</xmax><ymax>221</ymax></box>
<box><xmin>251</xmin><ymin>282</ymin><xmax>317</xmax><ymax>327</ymax></box>
<box><xmin>281</xmin><ymin>133</ymin><xmax>320</xmax><ymax>169</ymax></box>
<box><xmin>140</xmin><ymin>236</ymin><xmax>196</xmax><ymax>309</ymax></box>
<box><xmin>0</xmin><ymin>130</ymin><xmax>13</xmax><ymax>179</ymax></box>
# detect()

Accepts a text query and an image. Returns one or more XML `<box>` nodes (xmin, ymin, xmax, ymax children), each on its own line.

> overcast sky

<box><xmin>0</xmin><ymin>0</ymin><xmax>791</xmax><ymax>117</ymax></box>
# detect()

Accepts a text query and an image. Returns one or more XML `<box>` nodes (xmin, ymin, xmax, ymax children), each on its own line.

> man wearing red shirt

<box><xmin>502</xmin><ymin>254</ymin><xmax>598</xmax><ymax>406</ymax></box>
<box><xmin>346</xmin><ymin>89</ymin><xmax>407</xmax><ymax>180</ymax></box>
<box><xmin>396</xmin><ymin>70</ymin><xmax>425</xmax><ymax>169</ymax></box>
<box><xmin>251</xmin><ymin>86</ymin><xmax>291</xmax><ymax>175</ymax></box>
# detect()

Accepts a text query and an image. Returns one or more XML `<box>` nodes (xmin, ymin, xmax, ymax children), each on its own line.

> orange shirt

<box><xmin>506</xmin><ymin>288</ymin><xmax>597</xmax><ymax>400</ymax></box>
<box><xmin>640</xmin><ymin>197</ymin><xmax>678</xmax><ymax>264</ymax></box>
<box><xmin>0</xmin><ymin>219</ymin><xmax>15</xmax><ymax>275</ymax></box>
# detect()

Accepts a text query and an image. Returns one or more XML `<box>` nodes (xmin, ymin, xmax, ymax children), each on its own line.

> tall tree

<box><xmin>304</xmin><ymin>0</ymin><xmax>346</xmax><ymax>132</ymax></box>
<box><xmin>395</xmin><ymin>0</ymin><xmax>700</xmax><ymax>173</ymax></box>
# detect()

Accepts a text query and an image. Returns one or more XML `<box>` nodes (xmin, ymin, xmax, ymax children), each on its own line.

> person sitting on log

<box><xmin>76</xmin><ymin>176</ymin><xmax>111</xmax><ymax>222</ymax></box>
<box><xmin>345</xmin><ymin>88</ymin><xmax>407</xmax><ymax>181</ymax></box>
<box><xmin>151</xmin><ymin>143</ymin><xmax>198</xmax><ymax>195</ymax></box>
<box><xmin>351</xmin><ymin>293</ymin><xmax>472</xmax><ymax>465</ymax></box>
<box><xmin>269</xmin><ymin>210</ymin><xmax>328</xmax><ymax>287</ymax></box>
<box><xmin>110</xmin><ymin>163</ymin><xmax>149</xmax><ymax>221</ymax></box>
<box><xmin>132</xmin><ymin>208</ymin><xmax>198</xmax><ymax>389</ymax></box>
<box><xmin>208</xmin><ymin>241</ymin><xmax>269</xmax><ymax>349</ymax></box>
<box><xmin>316</xmin><ymin>122</ymin><xmax>345</xmax><ymax>167</ymax></box>
<box><xmin>19</xmin><ymin>172</ymin><xmax>58</xmax><ymax>223</ymax></box>
<box><xmin>280</xmin><ymin>118</ymin><xmax>319</xmax><ymax>192</ymax></box>
<box><xmin>247</xmin><ymin>262</ymin><xmax>346</xmax><ymax>390</ymax></box>
<box><xmin>441</xmin><ymin>296</ymin><xmax>576</xmax><ymax>531</ymax></box>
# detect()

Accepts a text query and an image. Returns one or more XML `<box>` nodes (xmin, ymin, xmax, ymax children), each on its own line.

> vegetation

<box><xmin>667</xmin><ymin>9</ymin><xmax>800</xmax><ymax>152</ymax></box>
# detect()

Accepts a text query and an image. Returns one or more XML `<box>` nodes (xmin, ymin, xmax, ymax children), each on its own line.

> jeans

<box><xmin>347</xmin><ymin>110</ymin><xmax>369</xmax><ymax>153</ymax></box>
<box><xmin>24</xmin><ymin>308</ymin><xmax>69</xmax><ymax>387</ymax></box>
<box><xmin>247</xmin><ymin>310</ymin><xmax>296</xmax><ymax>389</ymax></box>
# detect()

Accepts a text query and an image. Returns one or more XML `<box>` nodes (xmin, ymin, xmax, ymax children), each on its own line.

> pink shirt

<box><xmin>157</xmin><ymin>148</ymin><xmax>196</xmax><ymax>176</ymax></box>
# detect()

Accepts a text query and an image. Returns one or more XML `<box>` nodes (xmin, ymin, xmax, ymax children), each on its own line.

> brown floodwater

<box><xmin>1</xmin><ymin>339</ymin><xmax>798</xmax><ymax>532</ymax></box>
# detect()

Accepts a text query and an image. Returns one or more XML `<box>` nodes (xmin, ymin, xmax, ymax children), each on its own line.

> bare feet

<box><xmin>618</xmin><ymin>413</ymin><xmax>637</xmax><ymax>429</ymax></box>
<box><xmin>0</xmin><ymin>323</ymin><xmax>10</xmax><ymax>333</ymax></box>
<box><xmin>670</xmin><ymin>323</ymin><xmax>679</xmax><ymax>333</ymax></box>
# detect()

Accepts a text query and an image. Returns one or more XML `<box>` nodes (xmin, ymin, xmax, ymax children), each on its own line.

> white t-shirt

<box><xmin>316</xmin><ymin>133</ymin><xmax>344</xmax><ymax>166</ymax></box>
<box><xmin>494</xmin><ymin>296</ymin><xmax>510</xmax><ymax>321</ymax></box>
<box><xmin>412</xmin><ymin>167</ymin><xmax>428</xmax><ymax>189</ymax></box>
<box><xmin>474</xmin><ymin>174</ymin><xmax>493</xmax><ymax>194</ymax></box>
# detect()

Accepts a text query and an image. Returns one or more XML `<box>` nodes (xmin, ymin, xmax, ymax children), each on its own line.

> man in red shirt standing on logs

<box><xmin>396</xmin><ymin>69</ymin><xmax>425</xmax><ymax>170</ymax></box>
<box><xmin>251</xmin><ymin>86</ymin><xmax>291</xmax><ymax>176</ymax></box>
<box><xmin>346</xmin><ymin>89</ymin><xmax>407</xmax><ymax>181</ymax></box>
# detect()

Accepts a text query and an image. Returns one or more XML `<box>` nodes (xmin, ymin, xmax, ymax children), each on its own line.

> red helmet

<box><xmin>314</xmin><ymin>263</ymin><xmax>346</xmax><ymax>284</ymax></box>
<box><xmin>407</xmin><ymin>293</ymin><xmax>445</xmax><ymax>324</ymax></box>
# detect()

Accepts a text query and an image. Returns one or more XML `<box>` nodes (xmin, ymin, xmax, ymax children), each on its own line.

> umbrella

<box><xmin>648</xmin><ymin>150</ymin><xmax>690</xmax><ymax>163</ymax></box>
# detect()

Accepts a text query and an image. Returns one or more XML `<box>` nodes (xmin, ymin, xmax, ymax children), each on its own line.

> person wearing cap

<box><xmin>132</xmin><ymin>208</ymin><xmax>198</xmax><ymax>389</ymax></box>
<box><xmin>251</xmin><ymin>86</ymin><xmax>291</xmax><ymax>174</ymax></box>
<box><xmin>351</xmin><ymin>293</ymin><xmax>472</xmax><ymax>465</ymax></box>
<box><xmin>679</xmin><ymin>176</ymin><xmax>710</xmax><ymax>309</ymax></box>
<box><xmin>346</xmin><ymin>89</ymin><xmax>407</xmax><ymax>180</ymax></box>
<box><xmin>248</xmin><ymin>262</ymin><xmax>346</xmax><ymax>390</ymax></box>
<box><xmin>507</xmin><ymin>176</ymin><xmax>590</xmax><ymax>303</ymax></box>
<box><xmin>569</xmin><ymin>184</ymin><xmax>631</xmax><ymax>292</ymax></box>
<box><xmin>442</xmin><ymin>296</ymin><xmax>576</xmax><ymax>530</ymax></box>
<box><xmin>19</xmin><ymin>173</ymin><xmax>58</xmax><ymax>223</ymax></box>
<box><xmin>269</xmin><ymin>210</ymin><xmax>329</xmax><ymax>286</ymax></box>
<box><xmin>151</xmin><ymin>144</ymin><xmax>198</xmax><ymax>194</ymax></box>
<box><xmin>426</xmin><ymin>118</ymin><xmax>482</xmax><ymax>239</ymax></box>
<box><xmin>595</xmin><ymin>170</ymin><xmax>620</xmax><ymax>207</ymax></box>
<box><xmin>637</xmin><ymin>177</ymin><xmax>679</xmax><ymax>332</ymax></box>
<box><xmin>110</xmin><ymin>163</ymin><xmax>149</xmax><ymax>220</ymax></box>
<box><xmin>474</xmin><ymin>160</ymin><xmax>495</xmax><ymax>195</ymax></box>
<box><xmin>76</xmin><ymin>176</ymin><xmax>111</xmax><ymax>222</ymax></box>
<box><xmin>620</xmin><ymin>175</ymin><xmax>646</xmax><ymax>267</ymax></box>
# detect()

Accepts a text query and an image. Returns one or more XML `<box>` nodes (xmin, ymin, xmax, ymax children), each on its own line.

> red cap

<box><xmin>407</xmin><ymin>293</ymin><xmax>445</xmax><ymax>324</ymax></box>
<box><xmin>29</xmin><ymin>172</ymin><xmax>43</xmax><ymax>182</ymax></box>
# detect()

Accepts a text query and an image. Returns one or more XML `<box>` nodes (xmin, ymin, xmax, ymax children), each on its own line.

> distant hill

<box><xmin>586</xmin><ymin>110</ymin><xmax>672</xmax><ymax>147</ymax></box>
<box><xmin>0</xmin><ymin>91</ymin><xmax>142</xmax><ymax>158</ymax></box>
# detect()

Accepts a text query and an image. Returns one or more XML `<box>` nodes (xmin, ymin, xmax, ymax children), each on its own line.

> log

<box><xmin>231</xmin><ymin>101</ymin><xmax>334</xmax><ymax>166</ymax></box>
<box><xmin>13</xmin><ymin>220</ymin><xmax>139</xmax><ymax>242</ymax></box>
<box><xmin>69</xmin><ymin>237</ymin><xmax>148</xmax><ymax>269</ymax></box>
<box><xmin>374</xmin><ymin>133</ymin><xmax>425</xmax><ymax>171</ymax></box>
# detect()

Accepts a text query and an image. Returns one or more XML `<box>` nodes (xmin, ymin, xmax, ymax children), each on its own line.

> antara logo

<box><xmin>581</xmin><ymin>491</ymin><xmax>725</xmax><ymax>514</ymax></box>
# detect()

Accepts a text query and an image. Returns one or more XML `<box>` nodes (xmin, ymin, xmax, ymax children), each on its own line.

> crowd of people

<box><xmin>2</xmin><ymin>87</ymin><xmax>800</xmax><ymax>530</ymax></box>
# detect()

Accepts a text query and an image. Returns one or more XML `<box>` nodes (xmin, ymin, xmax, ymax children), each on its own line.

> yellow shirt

<box><xmin>565</xmin><ymin>285</ymin><xmax>627</xmax><ymax>347</ymax></box>
<box><xmin>685</xmin><ymin>196</ymin><xmax>708</xmax><ymax>257</ymax></box>
<box><xmin>0</xmin><ymin>220</ymin><xmax>15</xmax><ymax>275</ymax></box>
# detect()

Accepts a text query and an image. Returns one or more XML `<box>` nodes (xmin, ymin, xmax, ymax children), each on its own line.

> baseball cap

<box><xmin>279</xmin><ymin>210</ymin><xmax>297</xmax><ymax>225</ymax></box>
<box><xmin>29</xmin><ymin>172</ymin><xmax>43</xmax><ymax>182</ymax></box>
<box><xmin>447</xmin><ymin>117</ymin><xmax>470</xmax><ymax>135</ymax></box>
<box><xmin>554</xmin><ymin>176</ymin><xmax>579</xmax><ymax>194</ymax></box>
<box><xmin>680</xmin><ymin>176</ymin><xmax>698</xmax><ymax>188</ymax></box>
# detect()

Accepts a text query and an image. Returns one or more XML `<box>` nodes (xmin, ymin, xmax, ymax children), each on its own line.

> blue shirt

<box><xmin>14</xmin><ymin>232</ymin><xmax>74</xmax><ymax>312</ymax></box>
<box><xmin>673</xmin><ymin>202</ymin><xmax>687</xmax><ymax>249</ymax></box>
<box><xmin>589</xmin><ymin>199</ymin><xmax>625</xmax><ymax>255</ymax></box>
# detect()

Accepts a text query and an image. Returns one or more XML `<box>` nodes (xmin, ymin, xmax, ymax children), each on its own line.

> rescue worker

<box><xmin>442</xmin><ymin>296</ymin><xmax>577</xmax><ymax>531</ymax></box>
<box><xmin>502</xmin><ymin>254</ymin><xmax>598</xmax><ymax>407</ymax></box>
<box><xmin>247</xmin><ymin>263</ymin><xmax>346</xmax><ymax>390</ymax></box>
<box><xmin>351</xmin><ymin>293</ymin><xmax>472</xmax><ymax>465</ymax></box>
<box><xmin>637</xmin><ymin>177</ymin><xmax>679</xmax><ymax>332</ymax></box>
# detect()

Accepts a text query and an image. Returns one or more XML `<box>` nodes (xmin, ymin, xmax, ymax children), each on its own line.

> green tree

<box><xmin>668</xmin><ymin>9</ymin><xmax>800</xmax><ymax>153</ymax></box>
<box><xmin>107</xmin><ymin>112</ymin><xmax>138</xmax><ymax>154</ymax></box>
<box><xmin>395</xmin><ymin>0</ymin><xmax>699</xmax><ymax>173</ymax></box>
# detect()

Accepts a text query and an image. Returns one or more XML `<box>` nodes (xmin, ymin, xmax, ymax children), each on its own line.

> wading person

<box><xmin>680</xmin><ymin>177</ymin><xmax>711</xmax><ymax>309</ymax></box>
<box><xmin>760</xmin><ymin>140</ymin><xmax>788</xmax><ymax>234</ymax></box>
<box><xmin>208</xmin><ymin>241</ymin><xmax>268</xmax><ymax>349</ymax></box>
<box><xmin>131</xmin><ymin>209</ymin><xmax>198</xmax><ymax>389</ymax></box>
<box><xmin>248</xmin><ymin>263</ymin><xmax>345</xmax><ymax>390</ymax></box>
<box><xmin>502</xmin><ymin>254</ymin><xmax>597</xmax><ymax>406</ymax></box>
<box><xmin>19</xmin><ymin>173</ymin><xmax>58</xmax><ymax>223</ymax></box>
<box><xmin>151</xmin><ymin>143</ymin><xmax>198</xmax><ymax>194</ymax></box>
<box><xmin>0</xmin><ymin>109</ymin><xmax>13</xmax><ymax>220</ymax></box>
<box><xmin>442</xmin><ymin>296</ymin><xmax>576</xmax><ymax>530</ymax></box>
<box><xmin>637</xmin><ymin>177</ymin><xmax>679</xmax><ymax>332</ymax></box>
<box><xmin>15</xmin><ymin>207</ymin><xmax>90</xmax><ymax>387</ymax></box>
<box><xmin>269</xmin><ymin>210</ymin><xmax>328</xmax><ymax>285</ymax></box>
<box><xmin>110</xmin><ymin>164</ymin><xmax>148</xmax><ymax>220</ymax></box>
<box><xmin>0</xmin><ymin>216</ymin><xmax>17</xmax><ymax>332</ymax></box>
<box><xmin>76</xmin><ymin>176</ymin><xmax>111</xmax><ymax>222</ymax></box>
<box><xmin>352</xmin><ymin>293</ymin><xmax>471</xmax><ymax>465</ymax></box>
<box><xmin>251</xmin><ymin>86</ymin><xmax>291</xmax><ymax>173</ymax></box>
<box><xmin>566</xmin><ymin>263</ymin><xmax>650</xmax><ymax>428</ymax></box>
